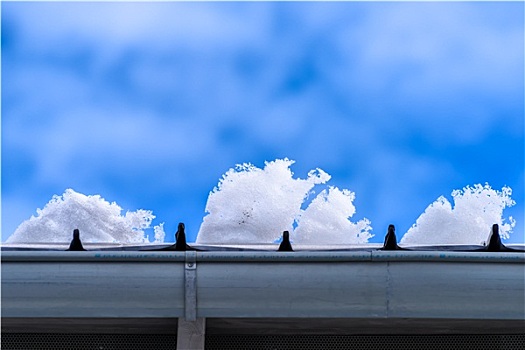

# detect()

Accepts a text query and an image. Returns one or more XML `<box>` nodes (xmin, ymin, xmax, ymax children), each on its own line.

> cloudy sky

<box><xmin>2</xmin><ymin>1</ymin><xmax>524</xmax><ymax>243</ymax></box>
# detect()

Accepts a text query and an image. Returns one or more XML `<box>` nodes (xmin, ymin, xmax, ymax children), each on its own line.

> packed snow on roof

<box><xmin>400</xmin><ymin>184</ymin><xmax>515</xmax><ymax>245</ymax></box>
<box><xmin>6</xmin><ymin>161</ymin><xmax>516</xmax><ymax>246</ymax></box>
<box><xmin>196</xmin><ymin>158</ymin><xmax>372</xmax><ymax>244</ymax></box>
<box><xmin>6</xmin><ymin>188</ymin><xmax>165</xmax><ymax>244</ymax></box>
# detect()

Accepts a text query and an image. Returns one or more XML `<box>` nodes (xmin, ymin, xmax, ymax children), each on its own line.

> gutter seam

<box><xmin>184</xmin><ymin>251</ymin><xmax>197</xmax><ymax>321</ymax></box>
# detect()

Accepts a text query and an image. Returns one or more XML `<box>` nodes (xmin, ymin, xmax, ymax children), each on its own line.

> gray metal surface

<box><xmin>3</xmin><ymin>250</ymin><xmax>525</xmax><ymax>262</ymax></box>
<box><xmin>2</xmin><ymin>250</ymin><xmax>524</xmax><ymax>320</ymax></box>
<box><xmin>1</xmin><ymin>260</ymin><xmax>185</xmax><ymax>318</ymax></box>
<box><xmin>185</xmin><ymin>251</ymin><xmax>198</xmax><ymax>321</ymax></box>
<box><xmin>387</xmin><ymin>262</ymin><xmax>525</xmax><ymax>319</ymax></box>
<box><xmin>196</xmin><ymin>261</ymin><xmax>386</xmax><ymax>318</ymax></box>
<box><xmin>177</xmin><ymin>318</ymin><xmax>206</xmax><ymax>350</ymax></box>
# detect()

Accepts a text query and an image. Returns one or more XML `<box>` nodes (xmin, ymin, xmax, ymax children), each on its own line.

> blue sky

<box><xmin>2</xmin><ymin>1</ymin><xmax>524</xmax><ymax>244</ymax></box>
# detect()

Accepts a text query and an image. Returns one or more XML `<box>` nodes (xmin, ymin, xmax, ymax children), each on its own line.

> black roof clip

<box><xmin>66</xmin><ymin>229</ymin><xmax>86</xmax><ymax>251</ymax></box>
<box><xmin>277</xmin><ymin>230</ymin><xmax>294</xmax><ymax>252</ymax></box>
<box><xmin>380</xmin><ymin>224</ymin><xmax>406</xmax><ymax>251</ymax></box>
<box><xmin>484</xmin><ymin>224</ymin><xmax>519</xmax><ymax>252</ymax></box>
<box><xmin>157</xmin><ymin>223</ymin><xmax>198</xmax><ymax>251</ymax></box>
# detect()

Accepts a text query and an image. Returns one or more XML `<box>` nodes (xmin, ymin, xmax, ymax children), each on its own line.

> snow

<box><xmin>400</xmin><ymin>184</ymin><xmax>516</xmax><ymax>245</ymax></box>
<box><xmin>6</xmin><ymin>188</ymin><xmax>165</xmax><ymax>244</ymax></box>
<box><xmin>5</xmin><ymin>168</ymin><xmax>516</xmax><ymax>247</ymax></box>
<box><xmin>294</xmin><ymin>187</ymin><xmax>373</xmax><ymax>244</ymax></box>
<box><xmin>196</xmin><ymin>158</ymin><xmax>371</xmax><ymax>244</ymax></box>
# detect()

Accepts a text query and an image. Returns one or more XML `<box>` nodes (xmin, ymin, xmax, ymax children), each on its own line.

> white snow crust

<box><xmin>6</xmin><ymin>189</ymin><xmax>165</xmax><ymax>244</ymax></box>
<box><xmin>294</xmin><ymin>187</ymin><xmax>373</xmax><ymax>244</ymax></box>
<box><xmin>196</xmin><ymin>158</ymin><xmax>371</xmax><ymax>244</ymax></box>
<box><xmin>400</xmin><ymin>184</ymin><xmax>515</xmax><ymax>245</ymax></box>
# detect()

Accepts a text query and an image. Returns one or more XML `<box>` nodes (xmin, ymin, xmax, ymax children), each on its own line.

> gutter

<box><xmin>2</xmin><ymin>250</ymin><xmax>524</xmax><ymax>319</ymax></box>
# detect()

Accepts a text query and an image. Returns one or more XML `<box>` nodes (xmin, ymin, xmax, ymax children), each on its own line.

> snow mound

<box><xmin>6</xmin><ymin>189</ymin><xmax>165</xmax><ymax>244</ymax></box>
<box><xmin>294</xmin><ymin>187</ymin><xmax>372</xmax><ymax>244</ymax></box>
<box><xmin>400</xmin><ymin>184</ymin><xmax>515</xmax><ymax>245</ymax></box>
<box><xmin>196</xmin><ymin>158</ymin><xmax>371</xmax><ymax>244</ymax></box>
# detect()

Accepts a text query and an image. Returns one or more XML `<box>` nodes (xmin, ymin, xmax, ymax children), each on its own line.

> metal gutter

<box><xmin>2</xmin><ymin>250</ymin><xmax>524</xmax><ymax>262</ymax></box>
<box><xmin>2</xmin><ymin>249</ymin><xmax>524</xmax><ymax>320</ymax></box>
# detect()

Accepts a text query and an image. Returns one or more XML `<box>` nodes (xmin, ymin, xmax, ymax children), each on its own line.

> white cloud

<box><xmin>351</xmin><ymin>3</ymin><xmax>522</xmax><ymax>90</ymax></box>
<box><xmin>8</xmin><ymin>2</ymin><xmax>271</xmax><ymax>62</ymax></box>
<box><xmin>328</xmin><ymin>2</ymin><xmax>523</xmax><ymax>143</ymax></box>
